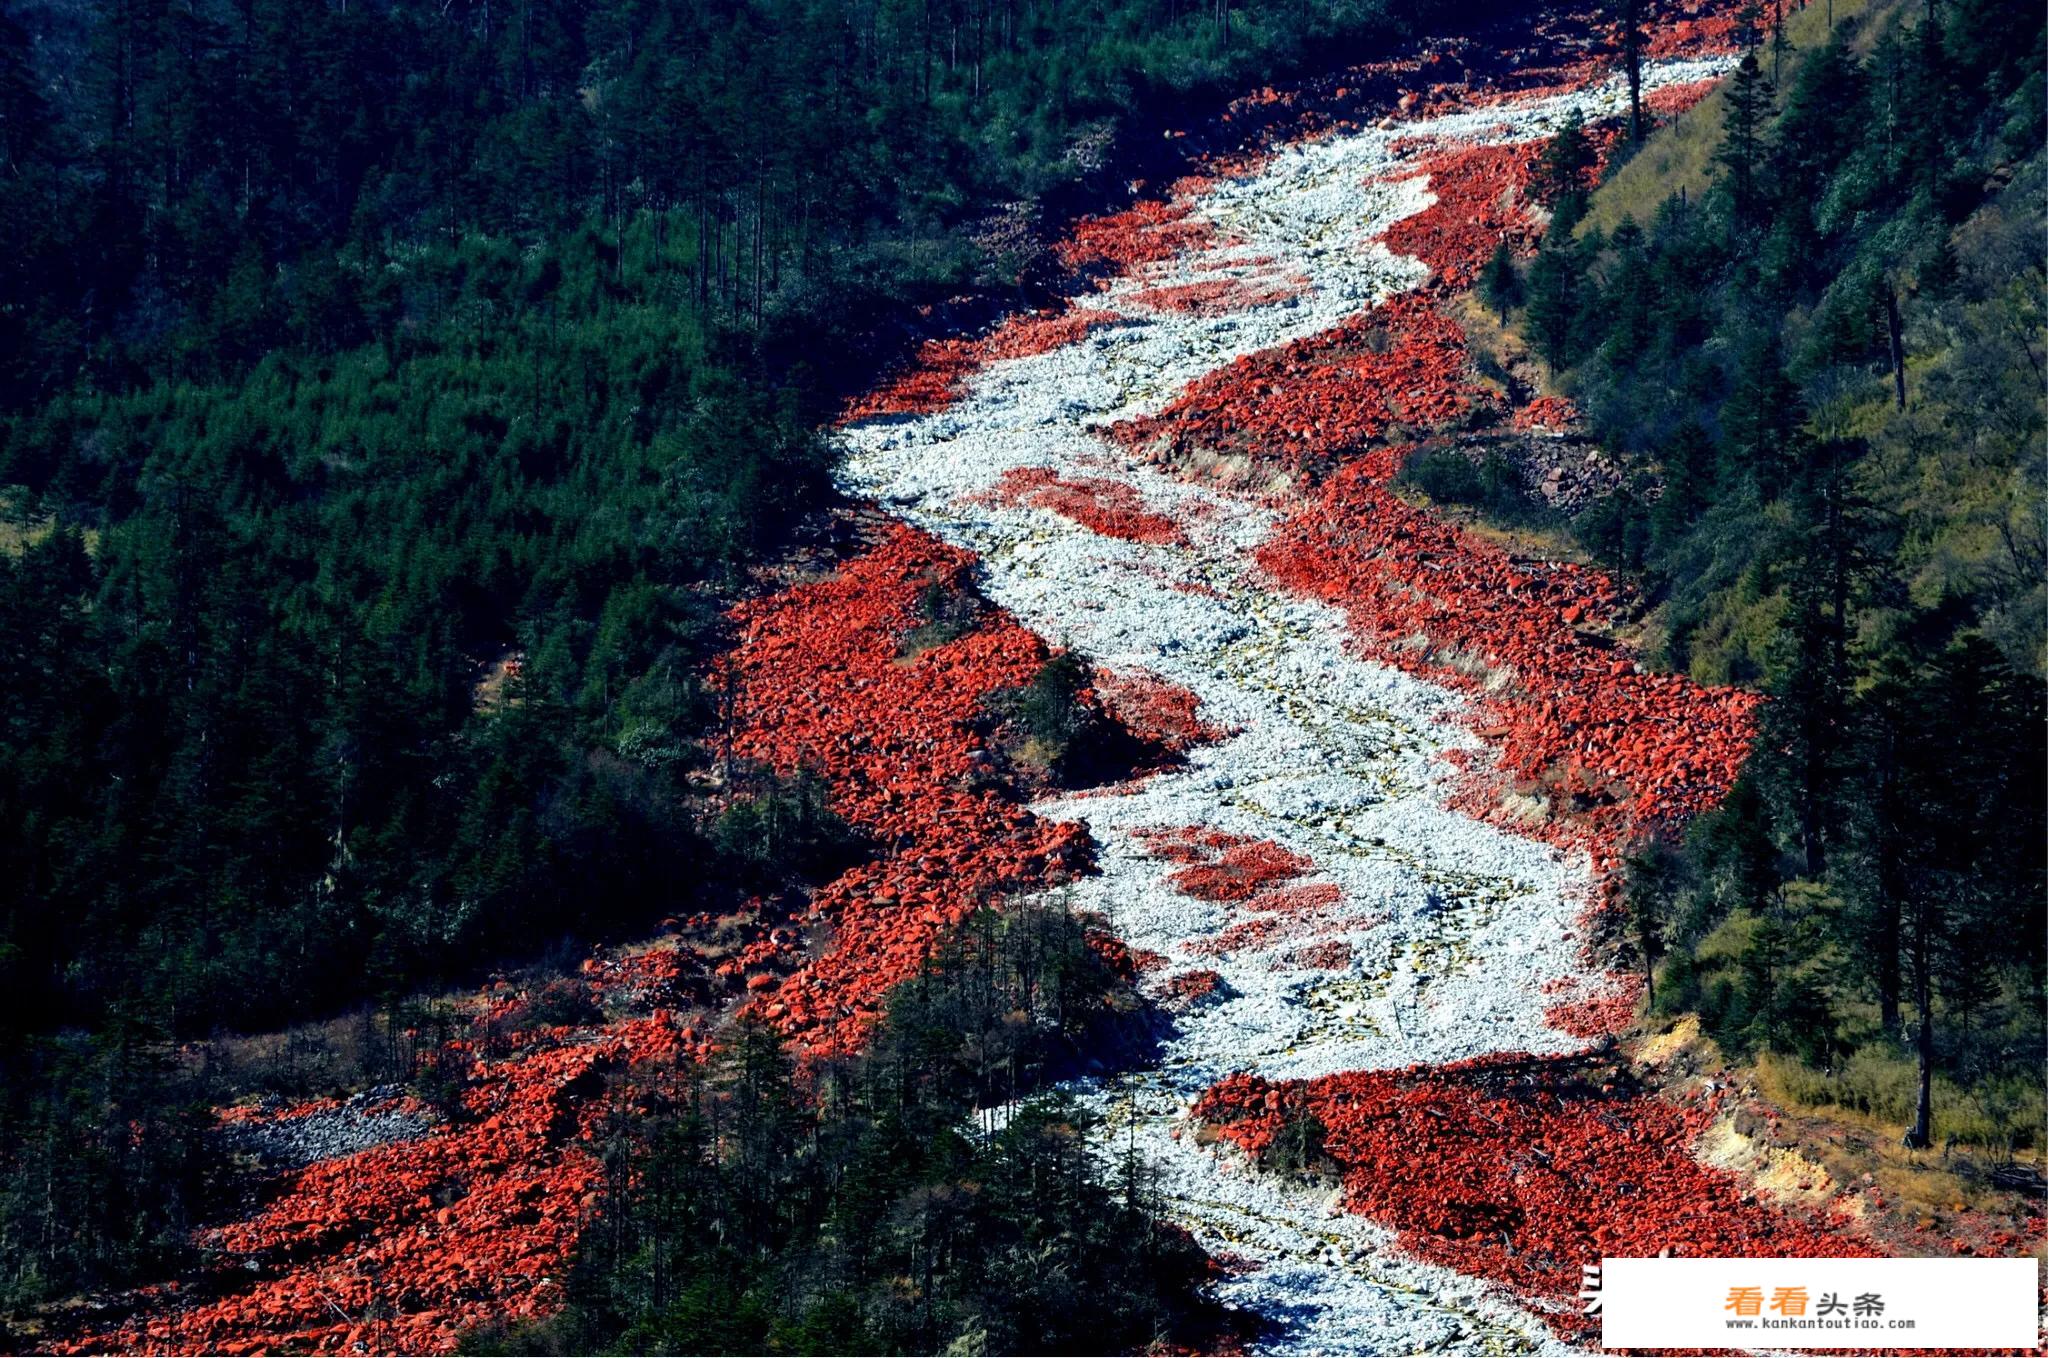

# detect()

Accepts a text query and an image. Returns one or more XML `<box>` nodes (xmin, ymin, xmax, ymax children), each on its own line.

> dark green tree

<box><xmin>1534</xmin><ymin>108</ymin><xmax>1597</xmax><ymax>208</ymax></box>
<box><xmin>1715</xmin><ymin>51</ymin><xmax>1773</xmax><ymax>225</ymax></box>
<box><xmin>1479</xmin><ymin>240</ymin><xmax>1523</xmax><ymax>323</ymax></box>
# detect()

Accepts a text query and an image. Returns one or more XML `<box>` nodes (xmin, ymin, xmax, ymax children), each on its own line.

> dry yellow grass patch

<box><xmin>1581</xmin><ymin>0</ymin><xmax>1913</xmax><ymax>241</ymax></box>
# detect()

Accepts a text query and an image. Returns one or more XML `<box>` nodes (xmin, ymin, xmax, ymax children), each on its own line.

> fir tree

<box><xmin>1716</xmin><ymin>51</ymin><xmax>1773</xmax><ymax>225</ymax></box>
<box><xmin>1535</xmin><ymin>108</ymin><xmax>1598</xmax><ymax>208</ymax></box>
<box><xmin>1479</xmin><ymin>240</ymin><xmax>1523</xmax><ymax>323</ymax></box>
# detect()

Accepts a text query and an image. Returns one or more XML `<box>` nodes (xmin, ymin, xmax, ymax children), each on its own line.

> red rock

<box><xmin>843</xmin><ymin>307</ymin><xmax>1125</xmax><ymax>421</ymax></box>
<box><xmin>1133</xmin><ymin>826</ymin><xmax>1314</xmax><ymax>902</ymax></box>
<box><xmin>1381</xmin><ymin>141</ymin><xmax>1545</xmax><ymax>288</ymax></box>
<box><xmin>1085</xmin><ymin>667</ymin><xmax>1232</xmax><ymax>759</ymax></box>
<box><xmin>1543</xmin><ymin>986</ymin><xmax>1642</xmax><ymax>1038</ymax></box>
<box><xmin>1511</xmin><ymin>395</ymin><xmax>1579</xmax><ymax>433</ymax></box>
<box><xmin>1193</xmin><ymin>1056</ymin><xmax>1876</xmax><ymax>1344</ymax></box>
<box><xmin>1253</xmin><ymin>451</ymin><xmax>1760</xmax><ymax>883</ymax></box>
<box><xmin>985</xmin><ymin>466</ymin><xmax>1189</xmax><ymax>546</ymax></box>
<box><xmin>721</xmin><ymin>525</ymin><xmax>1092</xmax><ymax>1059</ymax></box>
<box><xmin>1056</xmin><ymin>199</ymin><xmax>1219</xmax><ymax>275</ymax></box>
<box><xmin>1125</xmin><ymin>273</ymin><xmax>1308</xmax><ymax>316</ymax></box>
<box><xmin>1109</xmin><ymin>295</ymin><xmax>1484</xmax><ymax>474</ymax></box>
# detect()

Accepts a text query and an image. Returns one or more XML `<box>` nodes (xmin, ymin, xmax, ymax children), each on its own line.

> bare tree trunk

<box><xmin>1623</xmin><ymin>0</ymin><xmax>1645</xmax><ymax>141</ymax></box>
<box><xmin>1876</xmin><ymin>884</ymin><xmax>1902</xmax><ymax>1032</ymax></box>
<box><xmin>1884</xmin><ymin>279</ymin><xmax>1907</xmax><ymax>409</ymax></box>
<box><xmin>1902</xmin><ymin>893</ymin><xmax>1934</xmax><ymax>1149</ymax></box>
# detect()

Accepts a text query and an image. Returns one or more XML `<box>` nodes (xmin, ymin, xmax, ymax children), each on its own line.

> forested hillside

<box><xmin>0</xmin><ymin>0</ymin><xmax>1472</xmax><ymax>1315</ymax></box>
<box><xmin>2</xmin><ymin>0</ymin><xmax>2041</xmax><ymax>1348</ymax></box>
<box><xmin>1475</xmin><ymin>0</ymin><xmax>2044</xmax><ymax>1151</ymax></box>
<box><xmin>0</xmin><ymin>0</ymin><xmax>1470</xmax><ymax>1040</ymax></box>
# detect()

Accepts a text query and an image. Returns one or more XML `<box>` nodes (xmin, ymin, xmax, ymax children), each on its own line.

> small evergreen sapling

<box><xmin>1480</xmin><ymin>240</ymin><xmax>1523</xmax><ymax>323</ymax></box>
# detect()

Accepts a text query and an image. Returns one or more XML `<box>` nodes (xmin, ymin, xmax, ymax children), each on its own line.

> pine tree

<box><xmin>1611</xmin><ymin>0</ymin><xmax>1647</xmax><ymax>142</ymax></box>
<box><xmin>1716</xmin><ymin>51</ymin><xmax>1773</xmax><ymax>225</ymax></box>
<box><xmin>1524</xmin><ymin>242</ymin><xmax>1585</xmax><ymax>366</ymax></box>
<box><xmin>1534</xmin><ymin>108</ymin><xmax>1597</xmax><ymax>207</ymax></box>
<box><xmin>1717</xmin><ymin>334</ymin><xmax>1802</xmax><ymax>494</ymax></box>
<box><xmin>1479</xmin><ymin>240</ymin><xmax>1523</xmax><ymax>323</ymax></box>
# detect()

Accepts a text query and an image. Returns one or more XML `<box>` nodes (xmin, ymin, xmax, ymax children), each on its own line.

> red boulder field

<box><xmin>1194</xmin><ymin>1059</ymin><xmax>1875</xmax><ymax>1344</ymax></box>
<box><xmin>53</xmin><ymin>4</ymin><xmax>1914</xmax><ymax>1353</ymax></box>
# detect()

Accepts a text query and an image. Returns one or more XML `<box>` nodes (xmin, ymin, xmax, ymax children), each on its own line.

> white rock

<box><xmin>840</xmin><ymin>56</ymin><xmax>1732</xmax><ymax>1355</ymax></box>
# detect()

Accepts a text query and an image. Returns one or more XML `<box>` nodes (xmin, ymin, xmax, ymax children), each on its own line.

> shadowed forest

<box><xmin>0</xmin><ymin>0</ymin><xmax>2040</xmax><ymax>1349</ymax></box>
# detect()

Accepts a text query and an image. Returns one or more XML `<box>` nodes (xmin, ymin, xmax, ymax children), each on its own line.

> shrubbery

<box><xmin>1497</xmin><ymin>1</ymin><xmax>2046</xmax><ymax>1148</ymax></box>
<box><xmin>1397</xmin><ymin>446</ymin><xmax>1552</xmax><ymax>526</ymax></box>
<box><xmin>470</xmin><ymin>899</ymin><xmax>1209</xmax><ymax>1356</ymax></box>
<box><xmin>0</xmin><ymin>0</ymin><xmax>1463</xmax><ymax>1309</ymax></box>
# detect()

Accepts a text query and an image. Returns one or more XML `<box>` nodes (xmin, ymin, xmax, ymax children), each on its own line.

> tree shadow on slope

<box><xmin>466</xmin><ymin>897</ymin><xmax>1217</xmax><ymax>1358</ymax></box>
<box><xmin>983</xmin><ymin>652</ymin><xmax>1170</xmax><ymax>792</ymax></box>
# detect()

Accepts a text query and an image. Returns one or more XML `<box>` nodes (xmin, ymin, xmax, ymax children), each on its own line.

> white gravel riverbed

<box><xmin>840</xmin><ymin>57</ymin><xmax>1730</xmax><ymax>1354</ymax></box>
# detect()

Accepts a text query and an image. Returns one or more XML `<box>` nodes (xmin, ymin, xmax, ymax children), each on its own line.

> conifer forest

<box><xmin>0</xmin><ymin>0</ymin><xmax>2041</xmax><ymax>1351</ymax></box>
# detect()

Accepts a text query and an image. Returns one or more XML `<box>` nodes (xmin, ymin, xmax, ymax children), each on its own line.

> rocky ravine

<box><xmin>830</xmin><ymin>52</ymin><xmax>1817</xmax><ymax>1354</ymax></box>
<box><xmin>62</xmin><ymin>16</ymin><xmax>1880</xmax><ymax>1356</ymax></box>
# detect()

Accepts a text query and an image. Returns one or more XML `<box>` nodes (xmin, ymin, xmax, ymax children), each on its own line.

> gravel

<box><xmin>839</xmin><ymin>59</ymin><xmax>1730</xmax><ymax>1354</ymax></box>
<box><xmin>217</xmin><ymin>1087</ymin><xmax>435</xmax><ymax>1171</ymax></box>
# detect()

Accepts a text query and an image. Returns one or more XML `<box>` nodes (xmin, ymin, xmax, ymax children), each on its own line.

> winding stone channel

<box><xmin>838</xmin><ymin>58</ymin><xmax>1732</xmax><ymax>1351</ymax></box>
